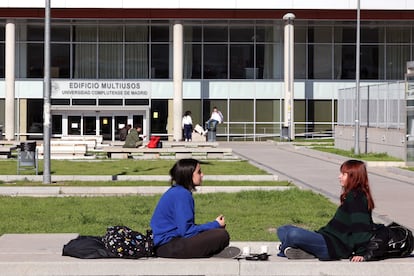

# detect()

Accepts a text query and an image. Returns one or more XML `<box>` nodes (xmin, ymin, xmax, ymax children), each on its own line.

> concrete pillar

<box><xmin>5</xmin><ymin>20</ymin><xmax>15</xmax><ymax>141</ymax></box>
<box><xmin>173</xmin><ymin>22</ymin><xmax>183</xmax><ymax>142</ymax></box>
<box><xmin>283</xmin><ymin>13</ymin><xmax>295</xmax><ymax>140</ymax></box>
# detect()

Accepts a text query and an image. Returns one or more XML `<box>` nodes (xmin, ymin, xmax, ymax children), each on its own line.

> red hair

<box><xmin>340</xmin><ymin>160</ymin><xmax>375</xmax><ymax>210</ymax></box>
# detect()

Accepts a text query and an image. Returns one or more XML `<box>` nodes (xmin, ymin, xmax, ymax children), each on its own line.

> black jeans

<box><xmin>155</xmin><ymin>228</ymin><xmax>230</xmax><ymax>258</ymax></box>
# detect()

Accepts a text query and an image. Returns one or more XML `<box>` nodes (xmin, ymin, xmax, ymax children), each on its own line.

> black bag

<box><xmin>102</xmin><ymin>225</ymin><xmax>155</xmax><ymax>259</ymax></box>
<box><xmin>62</xmin><ymin>235</ymin><xmax>116</xmax><ymax>259</ymax></box>
<box><xmin>364</xmin><ymin>222</ymin><xmax>414</xmax><ymax>261</ymax></box>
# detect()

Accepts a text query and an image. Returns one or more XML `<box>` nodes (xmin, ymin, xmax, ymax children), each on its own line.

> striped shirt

<box><xmin>317</xmin><ymin>189</ymin><xmax>374</xmax><ymax>259</ymax></box>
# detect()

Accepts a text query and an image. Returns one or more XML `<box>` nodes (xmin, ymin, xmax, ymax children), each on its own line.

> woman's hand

<box><xmin>350</xmin><ymin>255</ymin><xmax>365</xmax><ymax>262</ymax></box>
<box><xmin>216</xmin><ymin>214</ymin><xmax>226</xmax><ymax>227</ymax></box>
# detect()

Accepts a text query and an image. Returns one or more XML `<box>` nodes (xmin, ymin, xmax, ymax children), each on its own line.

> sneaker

<box><xmin>284</xmin><ymin>247</ymin><xmax>316</xmax><ymax>259</ymax></box>
<box><xmin>213</xmin><ymin>246</ymin><xmax>241</xmax><ymax>258</ymax></box>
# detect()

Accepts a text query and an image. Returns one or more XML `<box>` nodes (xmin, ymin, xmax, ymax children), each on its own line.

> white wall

<box><xmin>1</xmin><ymin>0</ymin><xmax>414</xmax><ymax>10</ymax></box>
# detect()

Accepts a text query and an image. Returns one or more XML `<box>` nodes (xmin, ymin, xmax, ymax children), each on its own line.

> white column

<box><xmin>173</xmin><ymin>22</ymin><xmax>183</xmax><ymax>141</ymax></box>
<box><xmin>5</xmin><ymin>20</ymin><xmax>15</xmax><ymax>141</ymax></box>
<box><xmin>283</xmin><ymin>13</ymin><xmax>295</xmax><ymax>140</ymax></box>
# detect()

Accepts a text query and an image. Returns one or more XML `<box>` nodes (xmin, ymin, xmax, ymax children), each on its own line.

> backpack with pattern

<box><xmin>102</xmin><ymin>226</ymin><xmax>155</xmax><ymax>259</ymax></box>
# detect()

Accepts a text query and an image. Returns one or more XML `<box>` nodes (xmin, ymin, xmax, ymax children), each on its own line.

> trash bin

<box><xmin>281</xmin><ymin>126</ymin><xmax>289</xmax><ymax>141</ymax></box>
<box><xmin>207</xmin><ymin>129</ymin><xmax>217</xmax><ymax>142</ymax></box>
<box><xmin>17</xmin><ymin>141</ymin><xmax>38</xmax><ymax>175</ymax></box>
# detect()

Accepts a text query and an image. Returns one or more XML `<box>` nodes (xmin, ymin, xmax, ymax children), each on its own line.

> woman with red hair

<box><xmin>277</xmin><ymin>159</ymin><xmax>375</xmax><ymax>261</ymax></box>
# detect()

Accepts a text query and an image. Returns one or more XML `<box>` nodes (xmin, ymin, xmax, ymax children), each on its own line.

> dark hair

<box><xmin>134</xmin><ymin>124</ymin><xmax>142</xmax><ymax>129</ymax></box>
<box><xmin>340</xmin><ymin>159</ymin><xmax>375</xmax><ymax>210</ymax></box>
<box><xmin>169</xmin><ymin>158</ymin><xmax>200</xmax><ymax>191</ymax></box>
<box><xmin>184</xmin><ymin>110</ymin><xmax>192</xmax><ymax>116</ymax></box>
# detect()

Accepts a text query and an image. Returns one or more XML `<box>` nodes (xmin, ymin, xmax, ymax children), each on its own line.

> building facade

<box><xmin>1</xmin><ymin>1</ymin><xmax>414</xmax><ymax>141</ymax></box>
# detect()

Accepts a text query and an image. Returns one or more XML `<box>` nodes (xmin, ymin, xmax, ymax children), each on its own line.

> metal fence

<box><xmin>337</xmin><ymin>81</ymin><xmax>406</xmax><ymax>129</ymax></box>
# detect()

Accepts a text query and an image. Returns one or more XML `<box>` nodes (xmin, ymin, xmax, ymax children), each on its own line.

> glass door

<box><xmin>83</xmin><ymin>116</ymin><xmax>97</xmax><ymax>135</ymax></box>
<box><xmin>100</xmin><ymin>116</ymin><xmax>112</xmax><ymax>141</ymax></box>
<box><xmin>115</xmin><ymin>116</ymin><xmax>128</xmax><ymax>141</ymax></box>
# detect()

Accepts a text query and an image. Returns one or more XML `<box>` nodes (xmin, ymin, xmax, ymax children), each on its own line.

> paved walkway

<box><xmin>0</xmin><ymin>141</ymin><xmax>413</xmax><ymax>275</ymax></box>
<box><xmin>223</xmin><ymin>141</ymin><xmax>414</xmax><ymax>231</ymax></box>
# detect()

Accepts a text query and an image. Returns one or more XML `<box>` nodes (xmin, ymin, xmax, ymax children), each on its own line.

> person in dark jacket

<box><xmin>123</xmin><ymin>124</ymin><xmax>144</xmax><ymax>148</ymax></box>
<box><xmin>277</xmin><ymin>159</ymin><xmax>375</xmax><ymax>262</ymax></box>
<box><xmin>150</xmin><ymin>158</ymin><xmax>230</xmax><ymax>258</ymax></box>
<box><xmin>119</xmin><ymin>124</ymin><xmax>131</xmax><ymax>141</ymax></box>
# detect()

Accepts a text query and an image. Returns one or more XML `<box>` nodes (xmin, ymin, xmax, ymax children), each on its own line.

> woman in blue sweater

<box><xmin>150</xmin><ymin>158</ymin><xmax>230</xmax><ymax>258</ymax></box>
<box><xmin>277</xmin><ymin>159</ymin><xmax>375</xmax><ymax>262</ymax></box>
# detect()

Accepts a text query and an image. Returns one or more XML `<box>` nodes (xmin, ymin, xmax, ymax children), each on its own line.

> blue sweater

<box><xmin>150</xmin><ymin>185</ymin><xmax>220</xmax><ymax>246</ymax></box>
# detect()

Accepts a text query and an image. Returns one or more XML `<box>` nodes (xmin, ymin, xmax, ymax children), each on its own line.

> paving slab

<box><xmin>0</xmin><ymin>234</ymin><xmax>413</xmax><ymax>276</ymax></box>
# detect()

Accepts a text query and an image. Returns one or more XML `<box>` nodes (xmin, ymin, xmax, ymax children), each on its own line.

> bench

<box><xmin>37</xmin><ymin>144</ymin><xmax>88</xmax><ymax>159</ymax></box>
<box><xmin>51</xmin><ymin>139</ymin><xmax>97</xmax><ymax>150</ymax></box>
<box><xmin>0</xmin><ymin>145</ymin><xmax>17</xmax><ymax>159</ymax></box>
<box><xmin>102</xmin><ymin>146</ymin><xmax>233</xmax><ymax>160</ymax></box>
<box><xmin>161</xmin><ymin>141</ymin><xmax>219</xmax><ymax>148</ymax></box>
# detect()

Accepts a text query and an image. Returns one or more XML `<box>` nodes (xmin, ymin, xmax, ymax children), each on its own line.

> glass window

<box><xmin>0</xmin><ymin>43</ymin><xmax>4</xmax><ymax>77</ymax></box>
<box><xmin>183</xmin><ymin>100</ymin><xmax>201</xmax><ymax>125</ymax></box>
<box><xmin>99</xmin><ymin>99</ymin><xmax>123</xmax><ymax>105</ymax></box>
<box><xmin>0</xmin><ymin>26</ymin><xmax>4</xmax><ymax>40</ymax></box>
<box><xmin>204</xmin><ymin>26</ymin><xmax>228</xmax><ymax>42</ymax></box>
<box><xmin>151</xmin><ymin>25</ymin><xmax>169</xmax><ymax>42</ymax></box>
<box><xmin>125</xmin><ymin>44</ymin><xmax>149</xmax><ymax>79</ymax></box>
<box><xmin>204</xmin><ymin>44</ymin><xmax>228</xmax><ymax>79</ymax></box>
<box><xmin>230</xmin><ymin>100</ymin><xmax>253</xmax><ymax>121</ymax></box>
<box><xmin>257</xmin><ymin>43</ymin><xmax>283</xmax><ymax>79</ymax></box>
<box><xmin>51</xmin><ymin>25</ymin><xmax>70</xmax><ymax>42</ymax></box>
<box><xmin>361</xmin><ymin>25</ymin><xmax>384</xmax><ymax>43</ymax></box>
<box><xmin>308</xmin><ymin>26</ymin><xmax>332</xmax><ymax>43</ymax></box>
<box><xmin>256</xmin><ymin>25</ymin><xmax>282</xmax><ymax>43</ymax></box>
<box><xmin>99</xmin><ymin>25</ymin><xmax>123</xmax><ymax>42</ymax></box>
<box><xmin>72</xmin><ymin>99</ymin><xmax>96</xmax><ymax>105</ymax></box>
<box><xmin>386</xmin><ymin>45</ymin><xmax>410</xmax><ymax>80</ymax></box>
<box><xmin>27</xmin><ymin>43</ymin><xmax>44</xmax><ymax>78</ymax></box>
<box><xmin>151</xmin><ymin>44</ymin><xmax>169</xmax><ymax>78</ymax></box>
<box><xmin>27</xmin><ymin>25</ymin><xmax>44</xmax><ymax>41</ymax></box>
<box><xmin>99</xmin><ymin>44</ymin><xmax>122</xmax><ymax>78</ymax></box>
<box><xmin>294</xmin><ymin>26</ymin><xmax>307</xmax><ymax>43</ymax></box>
<box><xmin>256</xmin><ymin>99</ymin><xmax>281</xmax><ymax>122</ymax></box>
<box><xmin>230</xmin><ymin>45</ymin><xmax>254</xmax><ymax>79</ymax></box>
<box><xmin>184</xmin><ymin>44</ymin><xmax>201</xmax><ymax>79</ymax></box>
<box><xmin>73</xmin><ymin>43</ymin><xmax>97</xmax><ymax>78</ymax></box>
<box><xmin>294</xmin><ymin>44</ymin><xmax>306</xmax><ymax>79</ymax></box>
<box><xmin>51</xmin><ymin>115</ymin><xmax>62</xmax><ymax>135</ymax></box>
<box><xmin>73</xmin><ymin>25</ymin><xmax>97</xmax><ymax>42</ymax></box>
<box><xmin>361</xmin><ymin>45</ymin><xmax>384</xmax><ymax>79</ymax></box>
<box><xmin>184</xmin><ymin>25</ymin><xmax>201</xmax><ymax>42</ymax></box>
<box><xmin>230</xmin><ymin>26</ymin><xmax>254</xmax><ymax>42</ymax></box>
<box><xmin>386</xmin><ymin>26</ymin><xmax>411</xmax><ymax>43</ymax></box>
<box><xmin>309</xmin><ymin>44</ymin><xmax>332</xmax><ymax>79</ymax></box>
<box><xmin>51</xmin><ymin>44</ymin><xmax>70</xmax><ymax>78</ymax></box>
<box><xmin>334</xmin><ymin>25</ymin><xmax>355</xmax><ymax>43</ymax></box>
<box><xmin>125</xmin><ymin>25</ymin><xmax>149</xmax><ymax>42</ymax></box>
<box><xmin>334</xmin><ymin>45</ymin><xmax>356</xmax><ymax>79</ymax></box>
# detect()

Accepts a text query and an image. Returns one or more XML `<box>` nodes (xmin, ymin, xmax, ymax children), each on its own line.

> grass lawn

<box><xmin>0</xmin><ymin>159</ymin><xmax>267</xmax><ymax>176</ymax></box>
<box><xmin>311</xmin><ymin>146</ymin><xmax>402</xmax><ymax>161</ymax></box>
<box><xmin>0</xmin><ymin>189</ymin><xmax>337</xmax><ymax>241</ymax></box>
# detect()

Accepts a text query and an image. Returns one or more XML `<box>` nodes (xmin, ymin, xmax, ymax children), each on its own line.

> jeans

<box><xmin>183</xmin><ymin>124</ymin><xmax>192</xmax><ymax>141</ymax></box>
<box><xmin>205</xmin><ymin>119</ymin><xmax>218</xmax><ymax>131</ymax></box>
<box><xmin>277</xmin><ymin>225</ymin><xmax>330</xmax><ymax>260</ymax></box>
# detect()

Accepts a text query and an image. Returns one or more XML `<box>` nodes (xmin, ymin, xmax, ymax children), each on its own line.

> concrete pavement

<box><xmin>0</xmin><ymin>141</ymin><xmax>413</xmax><ymax>275</ymax></box>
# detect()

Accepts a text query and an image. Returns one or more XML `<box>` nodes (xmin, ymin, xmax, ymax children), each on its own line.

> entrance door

<box><xmin>100</xmin><ymin>116</ymin><xmax>112</xmax><ymax>141</ymax></box>
<box><xmin>115</xmin><ymin>116</ymin><xmax>128</xmax><ymax>141</ymax></box>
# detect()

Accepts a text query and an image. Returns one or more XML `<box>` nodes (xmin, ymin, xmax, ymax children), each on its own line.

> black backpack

<box><xmin>102</xmin><ymin>225</ymin><xmax>155</xmax><ymax>259</ymax></box>
<box><xmin>62</xmin><ymin>235</ymin><xmax>116</xmax><ymax>259</ymax></box>
<box><xmin>364</xmin><ymin>222</ymin><xmax>414</xmax><ymax>261</ymax></box>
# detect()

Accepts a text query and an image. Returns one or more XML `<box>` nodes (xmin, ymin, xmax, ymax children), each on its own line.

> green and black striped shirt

<box><xmin>317</xmin><ymin>189</ymin><xmax>374</xmax><ymax>260</ymax></box>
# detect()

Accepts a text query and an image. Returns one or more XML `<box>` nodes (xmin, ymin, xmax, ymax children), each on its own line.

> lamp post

<box><xmin>354</xmin><ymin>0</ymin><xmax>361</xmax><ymax>154</ymax></box>
<box><xmin>283</xmin><ymin>13</ymin><xmax>295</xmax><ymax>141</ymax></box>
<box><xmin>43</xmin><ymin>0</ymin><xmax>51</xmax><ymax>184</ymax></box>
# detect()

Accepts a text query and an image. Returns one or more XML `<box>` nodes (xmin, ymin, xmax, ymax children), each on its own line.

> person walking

<box><xmin>150</xmin><ymin>158</ymin><xmax>233</xmax><ymax>258</ymax></box>
<box><xmin>277</xmin><ymin>159</ymin><xmax>375</xmax><ymax>262</ymax></box>
<box><xmin>182</xmin><ymin>110</ymin><xmax>193</xmax><ymax>142</ymax></box>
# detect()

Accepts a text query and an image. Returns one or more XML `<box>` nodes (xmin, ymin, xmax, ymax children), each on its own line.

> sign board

<box><xmin>51</xmin><ymin>80</ymin><xmax>151</xmax><ymax>99</ymax></box>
